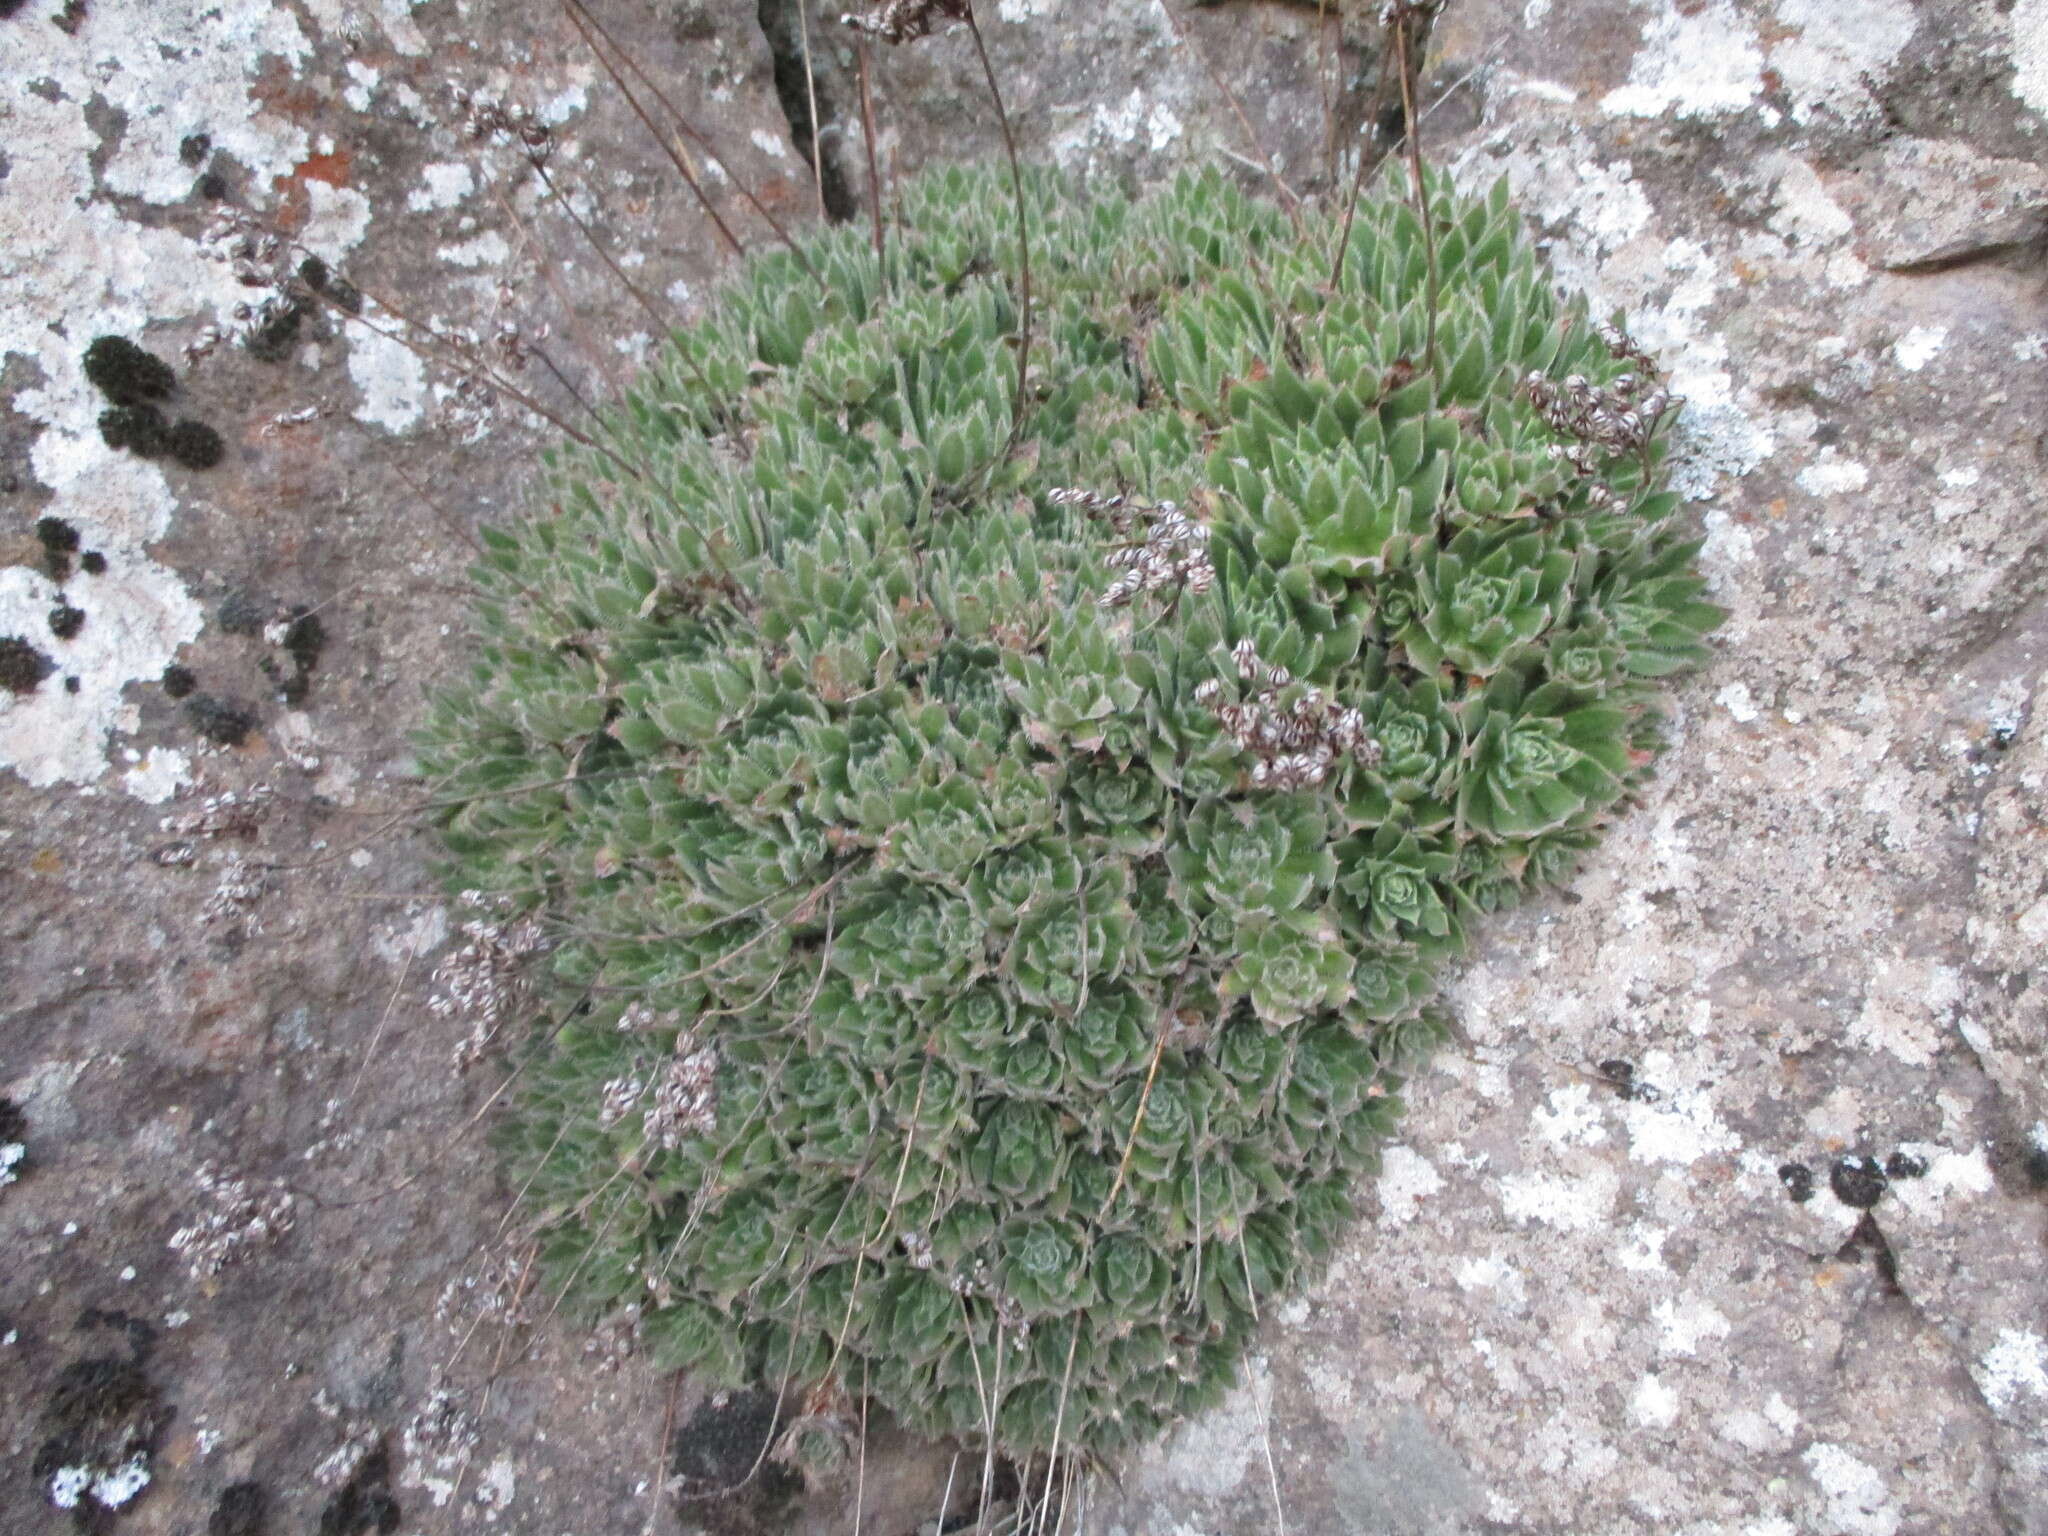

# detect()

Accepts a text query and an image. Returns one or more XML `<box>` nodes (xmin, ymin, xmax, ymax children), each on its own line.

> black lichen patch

<box><xmin>1778</xmin><ymin>1161</ymin><xmax>1815</xmax><ymax>1203</ymax></box>
<box><xmin>164</xmin><ymin>419</ymin><xmax>225</xmax><ymax>471</ymax></box>
<box><xmin>197</xmin><ymin>171</ymin><xmax>228</xmax><ymax>201</ymax></box>
<box><xmin>160</xmin><ymin>663</ymin><xmax>197</xmax><ymax>699</ymax></box>
<box><xmin>49</xmin><ymin>603</ymin><xmax>84</xmax><ymax>641</ymax></box>
<box><xmin>208</xmin><ymin>1479</ymin><xmax>268</xmax><ymax>1536</ymax></box>
<box><xmin>65</xmin><ymin>675</ymin><xmax>80</xmax><ymax>693</ymax></box>
<box><xmin>179</xmin><ymin>132</ymin><xmax>211</xmax><ymax>168</ymax></box>
<box><xmin>1830</xmin><ymin>1155</ymin><xmax>1888</xmax><ymax>1210</ymax></box>
<box><xmin>298</xmin><ymin>255</ymin><xmax>330</xmax><ymax>293</ymax></box>
<box><xmin>1</xmin><ymin>634</ymin><xmax>56</xmax><ymax>693</ymax></box>
<box><xmin>80</xmin><ymin>550</ymin><xmax>106</xmax><ymax>575</ymax></box>
<box><xmin>314</xmin><ymin>1443</ymin><xmax>400</xmax><ymax>1536</ymax></box>
<box><xmin>0</xmin><ymin>0</ymin><xmax>31</xmax><ymax>20</ymax></box>
<box><xmin>186</xmin><ymin>694</ymin><xmax>257</xmax><ymax>747</ymax></box>
<box><xmin>53</xmin><ymin>0</ymin><xmax>86</xmax><ymax>35</ymax></box>
<box><xmin>37</xmin><ymin>514</ymin><xmax>80</xmax><ymax>580</ymax></box>
<box><xmin>83</xmin><ymin>336</ymin><xmax>175</xmax><ymax>408</ymax></box>
<box><xmin>100</xmin><ymin>404</ymin><xmax>169</xmax><ymax>458</ymax></box>
<box><xmin>1884</xmin><ymin>1151</ymin><xmax>1928</xmax><ymax>1181</ymax></box>
<box><xmin>2024</xmin><ymin>1144</ymin><xmax>2048</xmax><ymax>1191</ymax></box>
<box><xmin>1595</xmin><ymin>1057</ymin><xmax>1661</xmax><ymax>1104</ymax></box>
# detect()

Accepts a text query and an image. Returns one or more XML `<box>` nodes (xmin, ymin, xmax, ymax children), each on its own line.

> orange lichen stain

<box><xmin>292</xmin><ymin>149</ymin><xmax>354</xmax><ymax>188</ymax></box>
<box><xmin>30</xmin><ymin>847</ymin><xmax>62</xmax><ymax>876</ymax></box>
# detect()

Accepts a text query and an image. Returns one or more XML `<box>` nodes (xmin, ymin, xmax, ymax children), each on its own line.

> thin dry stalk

<box><xmin>643</xmin><ymin>1370</ymin><xmax>684</xmax><ymax>1536</ymax></box>
<box><xmin>528</xmin><ymin>158</ymin><xmax>677</xmax><ymax>336</ymax></box>
<box><xmin>1157</xmin><ymin>1</ymin><xmax>1302</xmax><ymax>220</ymax></box>
<box><xmin>1327</xmin><ymin>26</ymin><xmax>1395</xmax><ymax>291</ymax></box>
<box><xmin>1096</xmin><ymin>978</ymin><xmax>1186</xmax><ymax>1217</ymax></box>
<box><xmin>856</xmin><ymin>37</ymin><xmax>886</xmax><ymax>260</ymax></box>
<box><xmin>1393</xmin><ymin>11</ymin><xmax>1440</xmax><ymax>376</ymax></box>
<box><xmin>564</xmin><ymin>0</ymin><xmax>822</xmax><ymax>282</ymax></box>
<box><xmin>961</xmin><ymin>10</ymin><xmax>1034</xmax><ymax>435</ymax></box>
<box><xmin>797</xmin><ymin>0</ymin><xmax>828</xmax><ymax>222</ymax></box>
<box><xmin>1039</xmin><ymin>1325</ymin><xmax>1081</xmax><ymax>1529</ymax></box>
<box><xmin>559</xmin><ymin>0</ymin><xmax>747</xmax><ymax>261</ymax></box>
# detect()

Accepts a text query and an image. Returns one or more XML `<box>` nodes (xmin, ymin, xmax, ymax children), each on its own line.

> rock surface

<box><xmin>1</xmin><ymin>1</ymin><xmax>2043</xmax><ymax>1534</ymax></box>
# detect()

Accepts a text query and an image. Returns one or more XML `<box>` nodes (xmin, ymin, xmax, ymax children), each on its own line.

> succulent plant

<box><xmin>419</xmin><ymin>160</ymin><xmax>1719</xmax><ymax>1461</ymax></box>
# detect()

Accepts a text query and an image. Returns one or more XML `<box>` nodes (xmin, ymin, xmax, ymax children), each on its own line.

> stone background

<box><xmin>1</xmin><ymin>1</ymin><xmax>2043</xmax><ymax>1533</ymax></box>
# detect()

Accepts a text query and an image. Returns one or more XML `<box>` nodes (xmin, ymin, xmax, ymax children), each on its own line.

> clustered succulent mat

<box><xmin>418</xmin><ymin>163</ymin><xmax>1720</xmax><ymax>1460</ymax></box>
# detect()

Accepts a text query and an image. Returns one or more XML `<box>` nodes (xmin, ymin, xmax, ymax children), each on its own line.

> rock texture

<box><xmin>1</xmin><ymin>1</ymin><xmax>2043</xmax><ymax>1534</ymax></box>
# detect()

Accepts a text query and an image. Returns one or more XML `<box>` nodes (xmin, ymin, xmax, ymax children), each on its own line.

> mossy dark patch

<box><xmin>36</xmin><ymin>514</ymin><xmax>79</xmax><ymax>580</ymax></box>
<box><xmin>161</xmin><ymin>663</ymin><xmax>197</xmax><ymax>699</ymax></box>
<box><xmin>262</xmin><ymin>606</ymin><xmax>327</xmax><ymax>706</ymax></box>
<box><xmin>241</xmin><ymin>302</ymin><xmax>305</xmax><ymax>364</ymax></box>
<box><xmin>100</xmin><ymin>404</ymin><xmax>168</xmax><ymax>458</ymax></box>
<box><xmin>208</xmin><ymin>1480</ymin><xmax>268</xmax><ymax>1536</ymax></box>
<box><xmin>0</xmin><ymin>1095</ymin><xmax>26</xmax><ymax>1183</ymax></box>
<box><xmin>1</xmin><ymin>634</ymin><xmax>55</xmax><ymax>694</ymax></box>
<box><xmin>186</xmin><ymin>694</ymin><xmax>257</xmax><ymax>747</ymax></box>
<box><xmin>216</xmin><ymin>591</ymin><xmax>268</xmax><ymax>637</ymax></box>
<box><xmin>83</xmin><ymin>336</ymin><xmax>175</xmax><ymax>407</ymax></box>
<box><xmin>164</xmin><ymin>419</ymin><xmax>225</xmax><ymax>470</ymax></box>
<box><xmin>298</xmin><ymin>255</ymin><xmax>330</xmax><ymax>292</ymax></box>
<box><xmin>52</xmin><ymin>0</ymin><xmax>85</xmax><ymax>36</ymax></box>
<box><xmin>80</xmin><ymin>550</ymin><xmax>106</xmax><ymax>575</ymax></box>
<box><xmin>31</xmin><ymin>1348</ymin><xmax>171</xmax><ymax>1527</ymax></box>
<box><xmin>49</xmin><ymin>603</ymin><xmax>84</xmax><ymax>641</ymax></box>
<box><xmin>670</xmin><ymin>1391</ymin><xmax>803</xmax><ymax>1536</ymax></box>
<box><xmin>36</xmin><ymin>515</ymin><xmax>79</xmax><ymax>553</ymax></box>
<box><xmin>197</xmin><ymin>171</ymin><xmax>228</xmax><ymax>201</ymax></box>
<box><xmin>314</xmin><ymin>1443</ymin><xmax>400</xmax><ymax>1536</ymax></box>
<box><xmin>179</xmin><ymin>132</ymin><xmax>211</xmax><ymax>168</ymax></box>
<box><xmin>1830</xmin><ymin>1155</ymin><xmax>1888</xmax><ymax>1210</ymax></box>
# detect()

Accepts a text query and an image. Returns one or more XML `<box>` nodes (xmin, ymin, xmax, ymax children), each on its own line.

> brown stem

<box><xmin>1327</xmin><ymin>25</ymin><xmax>1394</xmax><ymax>292</ymax></box>
<box><xmin>963</xmin><ymin>9</ymin><xmax>1033</xmax><ymax>436</ymax></box>
<box><xmin>560</xmin><ymin>0</ymin><xmax>748</xmax><ymax>262</ymax></box>
<box><xmin>562</xmin><ymin>0</ymin><xmax>823</xmax><ymax>285</ymax></box>
<box><xmin>1158</xmin><ymin>0</ymin><xmax>1302</xmax><ymax>221</ymax></box>
<box><xmin>1394</xmin><ymin>16</ymin><xmax>1440</xmax><ymax>376</ymax></box>
<box><xmin>855</xmin><ymin>37</ymin><xmax>885</xmax><ymax>261</ymax></box>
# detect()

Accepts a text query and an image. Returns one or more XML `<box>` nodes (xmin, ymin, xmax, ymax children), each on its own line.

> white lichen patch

<box><xmin>1848</xmin><ymin>956</ymin><xmax>1961</xmax><ymax>1068</ymax></box>
<box><xmin>1148</xmin><ymin>1359</ymin><xmax>1271</xmax><ymax>1500</ymax></box>
<box><xmin>1975</xmin><ymin>1328</ymin><xmax>2048</xmax><ymax>1414</ymax></box>
<box><xmin>1375</xmin><ymin>1145</ymin><xmax>1445</xmax><ymax>1225</ymax></box>
<box><xmin>1892</xmin><ymin>326</ymin><xmax>1948</xmax><ymax>373</ymax></box>
<box><xmin>1497</xmin><ymin>1164</ymin><xmax>1618</xmax><ymax>1231</ymax></box>
<box><xmin>1600</xmin><ymin>1</ymin><xmax>1762</xmax><ymax>119</ymax></box>
<box><xmin>2010</xmin><ymin>0</ymin><xmax>2048</xmax><ymax>117</ymax></box>
<box><xmin>1768</xmin><ymin>0</ymin><xmax>1918</xmax><ymax>125</ymax></box>
<box><xmin>1629</xmin><ymin>1372</ymin><xmax>1679</xmax><ymax>1427</ymax></box>
<box><xmin>346</xmin><ymin>317</ymin><xmax>431</xmax><ymax>433</ymax></box>
<box><xmin>1803</xmin><ymin>1442</ymin><xmax>1900</xmax><ymax>1536</ymax></box>
<box><xmin>1651</xmin><ymin>1297</ymin><xmax>1730</xmax><ymax>1357</ymax></box>
<box><xmin>1796</xmin><ymin>452</ymin><xmax>1870</xmax><ymax>496</ymax></box>
<box><xmin>410</xmin><ymin>162</ymin><xmax>478</xmax><ymax>213</ymax></box>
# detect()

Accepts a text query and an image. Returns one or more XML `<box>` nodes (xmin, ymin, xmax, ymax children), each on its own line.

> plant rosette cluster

<box><xmin>419</xmin><ymin>162</ymin><xmax>1720</xmax><ymax>1460</ymax></box>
